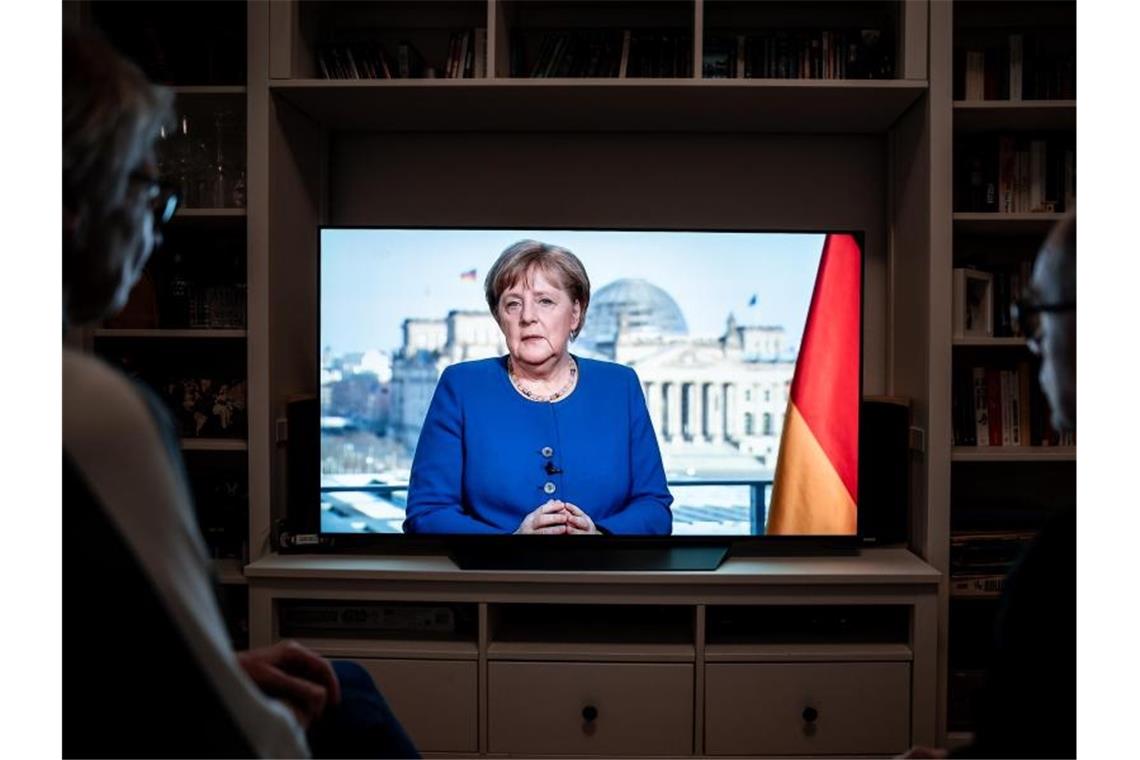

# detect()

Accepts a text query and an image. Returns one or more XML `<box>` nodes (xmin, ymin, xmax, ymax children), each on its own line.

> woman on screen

<box><xmin>404</xmin><ymin>240</ymin><xmax>673</xmax><ymax>535</ymax></box>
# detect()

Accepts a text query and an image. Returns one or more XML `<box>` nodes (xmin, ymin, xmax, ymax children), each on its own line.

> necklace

<box><xmin>509</xmin><ymin>357</ymin><xmax>578</xmax><ymax>402</ymax></box>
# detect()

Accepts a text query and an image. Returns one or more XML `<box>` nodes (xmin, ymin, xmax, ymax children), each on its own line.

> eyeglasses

<box><xmin>1011</xmin><ymin>298</ymin><xmax>1076</xmax><ymax>352</ymax></box>
<box><xmin>129</xmin><ymin>171</ymin><xmax>180</xmax><ymax>227</ymax></box>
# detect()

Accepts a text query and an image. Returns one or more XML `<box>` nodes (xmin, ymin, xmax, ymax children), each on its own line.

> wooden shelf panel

<box><xmin>172</xmin><ymin>85</ymin><xmax>248</xmax><ymax>96</ymax></box>
<box><xmin>953</xmin><ymin>99</ymin><xmax>1075</xmax><ymax>133</ymax></box>
<box><xmin>487</xmin><ymin>641</ymin><xmax>695</xmax><ymax>663</ymax></box>
<box><xmin>270</xmin><ymin>78</ymin><xmax>927</xmax><ymax>133</ymax></box>
<box><xmin>181</xmin><ymin>438</ymin><xmax>249</xmax><ymax>452</ymax></box>
<box><xmin>174</xmin><ymin>208</ymin><xmax>248</xmax><ymax>219</ymax></box>
<box><xmin>93</xmin><ymin>329</ymin><xmax>247</xmax><ymax>339</ymax></box>
<box><xmin>290</xmin><ymin>637</ymin><xmax>479</xmax><ymax>661</ymax></box>
<box><xmin>953</xmin><ymin>212</ymin><xmax>1065</xmax><ymax>236</ymax></box>
<box><xmin>951</xmin><ymin>337</ymin><xmax>1028</xmax><ymax>347</ymax></box>
<box><xmin>704</xmin><ymin>642</ymin><xmax>912</xmax><ymax>663</ymax></box>
<box><xmin>214</xmin><ymin>558</ymin><xmax>247</xmax><ymax>585</ymax></box>
<box><xmin>951</xmin><ymin>446</ymin><xmax>1075</xmax><ymax>462</ymax></box>
<box><xmin>245</xmin><ymin>548</ymin><xmax>939</xmax><ymax>586</ymax></box>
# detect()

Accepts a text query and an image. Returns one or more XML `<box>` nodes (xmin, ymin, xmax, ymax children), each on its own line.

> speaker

<box><xmin>286</xmin><ymin>395</ymin><xmax>320</xmax><ymax>537</ymax></box>
<box><xmin>860</xmin><ymin>397</ymin><xmax>911</xmax><ymax>544</ymax></box>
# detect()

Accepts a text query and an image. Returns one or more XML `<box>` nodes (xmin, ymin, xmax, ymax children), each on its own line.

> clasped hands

<box><xmin>237</xmin><ymin>640</ymin><xmax>341</xmax><ymax>729</ymax></box>
<box><xmin>516</xmin><ymin>499</ymin><xmax>599</xmax><ymax>534</ymax></box>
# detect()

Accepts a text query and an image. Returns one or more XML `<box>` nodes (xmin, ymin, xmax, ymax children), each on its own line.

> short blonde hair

<box><xmin>485</xmin><ymin>240</ymin><xmax>591</xmax><ymax>340</ymax></box>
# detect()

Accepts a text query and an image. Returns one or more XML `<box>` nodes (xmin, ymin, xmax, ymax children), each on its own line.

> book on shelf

<box><xmin>396</xmin><ymin>41</ymin><xmax>427</xmax><ymax>79</ymax></box>
<box><xmin>956</xmin><ymin>133</ymin><xmax>1075</xmax><ymax>214</ymax></box>
<box><xmin>473</xmin><ymin>28</ymin><xmax>486</xmax><ymax>78</ymax></box>
<box><xmin>1009</xmin><ymin>33</ymin><xmax>1023</xmax><ymax>101</ymax></box>
<box><xmin>956</xmin><ymin>32</ymin><xmax>1075</xmax><ymax>100</ymax></box>
<box><xmin>618</xmin><ymin>30</ymin><xmax>631</xmax><ymax>78</ymax></box>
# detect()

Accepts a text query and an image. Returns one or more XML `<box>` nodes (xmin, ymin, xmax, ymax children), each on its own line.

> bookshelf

<box><xmin>84</xmin><ymin>1</ymin><xmax>252</xmax><ymax>597</ymax></box>
<box><xmin>944</xmin><ymin>0</ymin><xmax>1076</xmax><ymax>738</ymax></box>
<box><xmin>242</xmin><ymin>1</ymin><xmax>944</xmax><ymax>754</ymax></box>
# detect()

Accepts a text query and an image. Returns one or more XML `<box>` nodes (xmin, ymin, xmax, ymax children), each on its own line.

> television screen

<box><xmin>319</xmin><ymin>229</ymin><xmax>862</xmax><ymax>537</ymax></box>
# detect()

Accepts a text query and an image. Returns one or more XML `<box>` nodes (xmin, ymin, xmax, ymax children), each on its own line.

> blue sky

<box><xmin>321</xmin><ymin>229</ymin><xmax>828</xmax><ymax>357</ymax></box>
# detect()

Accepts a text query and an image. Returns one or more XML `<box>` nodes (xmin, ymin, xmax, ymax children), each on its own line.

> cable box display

<box><xmin>278</xmin><ymin>600</ymin><xmax>476</xmax><ymax>640</ymax></box>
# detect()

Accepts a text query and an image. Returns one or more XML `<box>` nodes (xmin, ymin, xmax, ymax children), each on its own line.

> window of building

<box><xmin>763</xmin><ymin>412</ymin><xmax>773</xmax><ymax>436</ymax></box>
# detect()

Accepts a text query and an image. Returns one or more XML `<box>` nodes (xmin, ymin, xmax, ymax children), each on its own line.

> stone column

<box><xmin>682</xmin><ymin>382</ymin><xmax>697</xmax><ymax>441</ymax></box>
<box><xmin>706</xmin><ymin>382</ymin><xmax>723</xmax><ymax>442</ymax></box>
<box><xmin>666</xmin><ymin>381</ymin><xmax>683</xmax><ymax>442</ymax></box>
<box><xmin>723</xmin><ymin>383</ymin><xmax>737</xmax><ymax>442</ymax></box>
<box><xmin>646</xmin><ymin>381</ymin><xmax>664</xmax><ymax>439</ymax></box>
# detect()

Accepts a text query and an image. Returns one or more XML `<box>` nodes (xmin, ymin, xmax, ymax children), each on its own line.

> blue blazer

<box><xmin>404</xmin><ymin>355</ymin><xmax>673</xmax><ymax>535</ymax></box>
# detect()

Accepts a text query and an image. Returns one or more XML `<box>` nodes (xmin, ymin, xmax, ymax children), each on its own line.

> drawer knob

<box><xmin>802</xmin><ymin>706</ymin><xmax>819</xmax><ymax>723</ymax></box>
<box><xmin>582</xmin><ymin>705</ymin><xmax>599</xmax><ymax>723</ymax></box>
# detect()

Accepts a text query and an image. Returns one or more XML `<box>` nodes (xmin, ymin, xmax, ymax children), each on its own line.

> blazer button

<box><xmin>544</xmin><ymin>482</ymin><xmax>557</xmax><ymax>494</ymax></box>
<box><xmin>541</xmin><ymin>446</ymin><xmax>554</xmax><ymax>458</ymax></box>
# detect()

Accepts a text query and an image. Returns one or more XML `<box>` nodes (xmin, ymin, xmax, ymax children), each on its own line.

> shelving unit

<box><xmin>85</xmin><ymin>0</ymin><xmax>252</xmax><ymax>595</ymax></box>
<box><xmin>943</xmin><ymin>0</ymin><xmax>1076</xmax><ymax>738</ymax></box>
<box><xmin>243</xmin><ymin>0</ymin><xmax>942</xmax><ymax>754</ymax></box>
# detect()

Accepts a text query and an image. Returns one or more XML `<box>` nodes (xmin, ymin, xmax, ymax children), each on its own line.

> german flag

<box><xmin>767</xmin><ymin>234</ymin><xmax>861</xmax><ymax>535</ymax></box>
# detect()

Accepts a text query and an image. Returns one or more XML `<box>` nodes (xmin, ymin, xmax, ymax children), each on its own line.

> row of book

<box><xmin>956</xmin><ymin>133</ymin><xmax>1075</xmax><ymax>214</ymax></box>
<box><xmin>514</xmin><ymin>30</ymin><xmax>693</xmax><ymax>78</ymax></box>
<box><xmin>317</xmin><ymin>29</ymin><xmax>487</xmax><ymax>80</ymax></box>
<box><xmin>951</xmin><ymin>362</ymin><xmax>1074</xmax><ymax>447</ymax></box>
<box><xmin>949</xmin><ymin>529</ymin><xmax>1036</xmax><ymax>597</ymax></box>
<box><xmin>956</xmin><ymin>33</ymin><xmax>1076</xmax><ymax>101</ymax></box>
<box><xmin>703</xmin><ymin>28</ymin><xmax>892</xmax><ymax>80</ymax></box>
<box><xmin>104</xmin><ymin>272</ymin><xmax>247</xmax><ymax>331</ymax></box>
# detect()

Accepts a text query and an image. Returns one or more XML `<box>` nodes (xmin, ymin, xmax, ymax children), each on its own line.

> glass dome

<box><xmin>577</xmin><ymin>278</ymin><xmax>688</xmax><ymax>355</ymax></box>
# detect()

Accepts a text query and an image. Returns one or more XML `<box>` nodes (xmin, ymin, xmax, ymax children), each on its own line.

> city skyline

<box><xmin>321</xmin><ymin>229</ymin><xmax>828</xmax><ymax>357</ymax></box>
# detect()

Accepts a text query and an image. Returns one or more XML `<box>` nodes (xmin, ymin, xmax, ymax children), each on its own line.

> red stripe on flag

<box><xmin>788</xmin><ymin>233</ymin><xmax>861</xmax><ymax>503</ymax></box>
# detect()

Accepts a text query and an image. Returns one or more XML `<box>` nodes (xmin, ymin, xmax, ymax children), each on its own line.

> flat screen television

<box><xmin>308</xmin><ymin>228</ymin><xmax>864</xmax><ymax>569</ymax></box>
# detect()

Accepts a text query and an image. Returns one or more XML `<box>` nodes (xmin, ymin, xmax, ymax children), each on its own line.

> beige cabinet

<box><xmin>705</xmin><ymin>661</ymin><xmax>910</xmax><ymax>755</ymax></box>
<box><xmin>488</xmin><ymin>662</ymin><xmax>694</xmax><ymax>756</ymax></box>
<box><xmin>354</xmin><ymin>659</ymin><xmax>478</xmax><ymax>754</ymax></box>
<box><xmin>247</xmin><ymin>549</ymin><xmax>940</xmax><ymax>755</ymax></box>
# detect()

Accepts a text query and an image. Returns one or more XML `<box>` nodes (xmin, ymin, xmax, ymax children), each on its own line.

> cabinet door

<box><xmin>705</xmin><ymin>662</ymin><xmax>910</xmax><ymax>755</ymax></box>
<box><xmin>353</xmin><ymin>659</ymin><xmax>477</xmax><ymax>753</ymax></box>
<box><xmin>489</xmin><ymin>662</ymin><xmax>694</xmax><ymax>756</ymax></box>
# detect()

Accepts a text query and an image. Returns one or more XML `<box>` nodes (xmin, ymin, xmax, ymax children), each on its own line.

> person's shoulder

<box><xmin>63</xmin><ymin>348</ymin><xmax>177</xmax><ymax>465</ymax></box>
<box><xmin>63</xmin><ymin>349</ymin><xmax>149</xmax><ymax>424</ymax></box>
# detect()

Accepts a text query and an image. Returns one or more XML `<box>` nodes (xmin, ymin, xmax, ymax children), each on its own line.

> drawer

<box><xmin>488</xmin><ymin>661</ymin><xmax>693</xmax><ymax>756</ymax></box>
<box><xmin>353</xmin><ymin>659</ymin><xmax>477</xmax><ymax>753</ymax></box>
<box><xmin>705</xmin><ymin>662</ymin><xmax>910</xmax><ymax>756</ymax></box>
